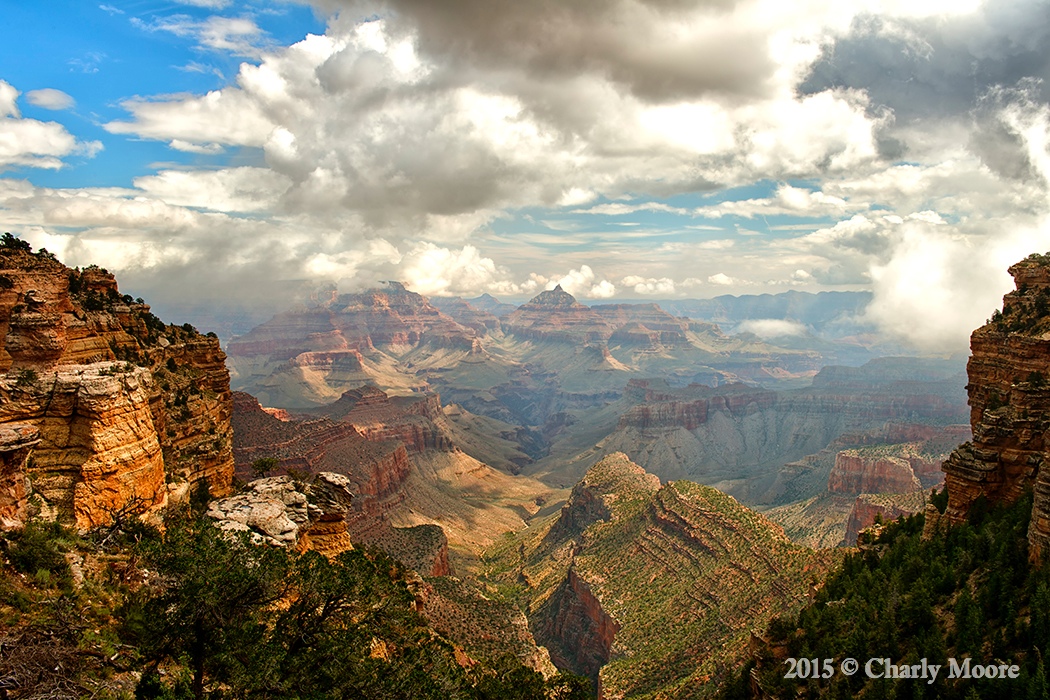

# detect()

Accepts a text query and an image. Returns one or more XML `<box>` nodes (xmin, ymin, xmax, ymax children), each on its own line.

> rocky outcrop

<box><xmin>547</xmin><ymin>452</ymin><xmax>660</xmax><ymax>542</ymax></box>
<box><xmin>939</xmin><ymin>254</ymin><xmax>1050</xmax><ymax>561</ymax></box>
<box><xmin>843</xmin><ymin>492</ymin><xmax>926</xmax><ymax>546</ymax></box>
<box><xmin>503</xmin><ymin>286</ymin><xmax>613</xmax><ymax>344</ymax></box>
<box><xmin>207</xmin><ymin>472</ymin><xmax>354</xmax><ymax>555</ymax></box>
<box><xmin>232</xmin><ymin>392</ymin><xmax>410</xmax><ymax>494</ymax></box>
<box><xmin>0</xmin><ymin>423</ymin><xmax>39</xmax><ymax>528</ymax></box>
<box><xmin>429</xmin><ymin>297</ymin><xmax>502</xmax><ymax>334</ymax></box>
<box><xmin>312</xmin><ymin>386</ymin><xmax>454</xmax><ymax>454</ymax></box>
<box><xmin>827</xmin><ymin>451</ymin><xmax>922</xmax><ymax>495</ymax></box>
<box><xmin>0</xmin><ymin>246</ymin><xmax>235</xmax><ymax>528</ymax></box>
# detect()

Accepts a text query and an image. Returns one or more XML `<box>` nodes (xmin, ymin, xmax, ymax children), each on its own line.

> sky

<box><xmin>2</xmin><ymin>0</ymin><xmax>1050</xmax><ymax>351</ymax></box>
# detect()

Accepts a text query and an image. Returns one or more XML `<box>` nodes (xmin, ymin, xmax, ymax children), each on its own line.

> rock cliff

<box><xmin>827</xmin><ymin>451</ymin><xmax>921</xmax><ymax>495</ymax></box>
<box><xmin>940</xmin><ymin>253</ymin><xmax>1050</xmax><ymax>561</ymax></box>
<box><xmin>842</xmin><ymin>492</ymin><xmax>926</xmax><ymax>546</ymax></box>
<box><xmin>0</xmin><ymin>423</ymin><xmax>38</xmax><ymax>528</ymax></box>
<box><xmin>0</xmin><ymin>244</ymin><xmax>234</xmax><ymax>529</ymax></box>
<box><xmin>231</xmin><ymin>391</ymin><xmax>411</xmax><ymax>521</ymax></box>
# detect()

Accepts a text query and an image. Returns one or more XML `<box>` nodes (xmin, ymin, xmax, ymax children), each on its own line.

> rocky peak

<box><xmin>527</xmin><ymin>285</ymin><xmax>582</xmax><ymax>309</ymax></box>
<box><xmin>547</xmin><ymin>452</ymin><xmax>661</xmax><ymax>541</ymax></box>
<box><xmin>504</xmin><ymin>287</ymin><xmax>613</xmax><ymax>343</ymax></box>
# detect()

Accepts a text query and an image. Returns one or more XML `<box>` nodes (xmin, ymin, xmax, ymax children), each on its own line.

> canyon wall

<box><xmin>940</xmin><ymin>254</ymin><xmax>1050</xmax><ymax>561</ymax></box>
<box><xmin>0</xmin><ymin>245</ymin><xmax>234</xmax><ymax>528</ymax></box>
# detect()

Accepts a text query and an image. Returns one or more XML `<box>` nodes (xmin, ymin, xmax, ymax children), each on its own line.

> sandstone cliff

<box><xmin>827</xmin><ymin>451</ymin><xmax>921</xmax><ymax>495</ymax></box>
<box><xmin>0</xmin><ymin>244</ymin><xmax>234</xmax><ymax>529</ymax></box>
<box><xmin>842</xmin><ymin>492</ymin><xmax>926</xmax><ymax>546</ymax></box>
<box><xmin>938</xmin><ymin>254</ymin><xmax>1050</xmax><ymax>560</ymax></box>
<box><xmin>0</xmin><ymin>423</ymin><xmax>38</xmax><ymax>528</ymax></box>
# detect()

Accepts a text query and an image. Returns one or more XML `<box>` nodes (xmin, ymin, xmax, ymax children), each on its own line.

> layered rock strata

<box><xmin>0</xmin><ymin>246</ymin><xmax>234</xmax><ymax>528</ymax></box>
<box><xmin>827</xmin><ymin>452</ymin><xmax>922</xmax><ymax>495</ymax></box>
<box><xmin>227</xmin><ymin>282</ymin><xmax>477</xmax><ymax>361</ymax></box>
<box><xmin>503</xmin><ymin>286</ymin><xmax>613</xmax><ymax>343</ymax></box>
<box><xmin>843</xmin><ymin>492</ymin><xmax>926</xmax><ymax>546</ymax></box>
<box><xmin>0</xmin><ymin>423</ymin><xmax>39</xmax><ymax>528</ymax></box>
<box><xmin>940</xmin><ymin>254</ymin><xmax>1050</xmax><ymax>560</ymax></box>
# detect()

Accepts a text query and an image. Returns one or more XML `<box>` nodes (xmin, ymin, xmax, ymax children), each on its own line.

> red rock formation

<box><xmin>939</xmin><ymin>254</ymin><xmax>1050</xmax><ymax>560</ymax></box>
<box><xmin>827</xmin><ymin>451</ymin><xmax>922</xmax><ymax>495</ymax></box>
<box><xmin>503</xmin><ymin>286</ymin><xmax>613</xmax><ymax>343</ymax></box>
<box><xmin>617</xmin><ymin>384</ymin><xmax>777</xmax><ymax>430</ymax></box>
<box><xmin>0</xmin><ymin>247</ymin><xmax>235</xmax><ymax>527</ymax></box>
<box><xmin>0</xmin><ymin>423</ymin><xmax>39</xmax><ymax>529</ymax></box>
<box><xmin>231</xmin><ymin>391</ymin><xmax>412</xmax><ymax>539</ymax></box>
<box><xmin>313</xmin><ymin>386</ymin><xmax>454</xmax><ymax>453</ymax></box>
<box><xmin>843</xmin><ymin>493</ymin><xmax>926</xmax><ymax>546</ymax></box>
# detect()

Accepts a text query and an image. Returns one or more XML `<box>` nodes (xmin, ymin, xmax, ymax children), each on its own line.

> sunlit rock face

<box><xmin>0</xmin><ymin>246</ymin><xmax>234</xmax><ymax>529</ymax></box>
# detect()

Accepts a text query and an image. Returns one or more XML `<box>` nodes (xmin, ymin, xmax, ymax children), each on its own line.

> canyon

<box><xmin>13</xmin><ymin>240</ymin><xmax>1050</xmax><ymax>698</ymax></box>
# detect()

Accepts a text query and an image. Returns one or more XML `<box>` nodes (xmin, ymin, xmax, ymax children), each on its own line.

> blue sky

<box><xmin>2</xmin><ymin>0</ymin><xmax>1050</xmax><ymax>350</ymax></box>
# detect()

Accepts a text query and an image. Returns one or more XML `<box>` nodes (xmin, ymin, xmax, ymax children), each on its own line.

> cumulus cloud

<box><xmin>548</xmin><ymin>265</ymin><xmax>617</xmax><ymax>299</ymax></box>
<box><xmin>8</xmin><ymin>0</ymin><xmax>1050</xmax><ymax>353</ymax></box>
<box><xmin>707</xmin><ymin>273</ymin><xmax>739</xmax><ymax>286</ymax></box>
<box><xmin>736</xmin><ymin>319</ymin><xmax>808</xmax><ymax>338</ymax></box>
<box><xmin>0</xmin><ymin>81</ymin><xmax>101</xmax><ymax>170</ymax></box>
<box><xmin>622</xmin><ymin>275</ymin><xmax>675</xmax><ymax>294</ymax></box>
<box><xmin>25</xmin><ymin>89</ymin><xmax>75</xmax><ymax>111</ymax></box>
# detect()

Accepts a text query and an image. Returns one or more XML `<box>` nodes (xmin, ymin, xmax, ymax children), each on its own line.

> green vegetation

<box><xmin>250</xmin><ymin>456</ymin><xmax>280</xmax><ymax>477</ymax></box>
<box><xmin>728</xmin><ymin>491</ymin><xmax>1050</xmax><ymax>699</ymax></box>
<box><xmin>0</xmin><ymin>514</ymin><xmax>590</xmax><ymax>699</ymax></box>
<box><xmin>1</xmin><ymin>231</ymin><xmax>32</xmax><ymax>252</ymax></box>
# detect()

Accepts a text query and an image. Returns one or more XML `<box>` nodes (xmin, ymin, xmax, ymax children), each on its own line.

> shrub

<box><xmin>1</xmin><ymin>520</ymin><xmax>72</xmax><ymax>585</ymax></box>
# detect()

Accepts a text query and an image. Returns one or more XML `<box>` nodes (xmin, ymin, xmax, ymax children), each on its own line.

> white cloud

<box><xmin>736</xmin><ymin>319</ymin><xmax>807</xmax><ymax>338</ymax></box>
<box><xmin>174</xmin><ymin>0</ymin><xmax>230</xmax><ymax>8</ymax></box>
<box><xmin>25</xmin><ymin>89</ymin><xmax>75</xmax><ymax>111</ymax></box>
<box><xmin>399</xmin><ymin>243</ymin><xmax>507</xmax><ymax>297</ymax></box>
<box><xmin>132</xmin><ymin>14</ymin><xmax>266</xmax><ymax>56</ymax></box>
<box><xmin>0</xmin><ymin>81</ymin><xmax>20</xmax><ymax>118</ymax></box>
<box><xmin>0</xmin><ymin>81</ymin><xmax>100</xmax><ymax>171</ymax></box>
<box><xmin>707</xmin><ymin>273</ymin><xmax>738</xmax><ymax>286</ymax></box>
<box><xmin>547</xmin><ymin>265</ymin><xmax>617</xmax><ymax>299</ymax></box>
<box><xmin>133</xmin><ymin>167</ymin><xmax>292</xmax><ymax>213</ymax></box>
<box><xmin>105</xmin><ymin>89</ymin><xmax>274</xmax><ymax>148</ymax></box>
<box><xmin>621</xmin><ymin>275</ymin><xmax>675</xmax><ymax>294</ymax></box>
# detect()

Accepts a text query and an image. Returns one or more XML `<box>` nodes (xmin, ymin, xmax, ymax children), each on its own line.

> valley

<box><xmin>3</xmin><ymin>240</ymin><xmax>1026</xmax><ymax>699</ymax></box>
